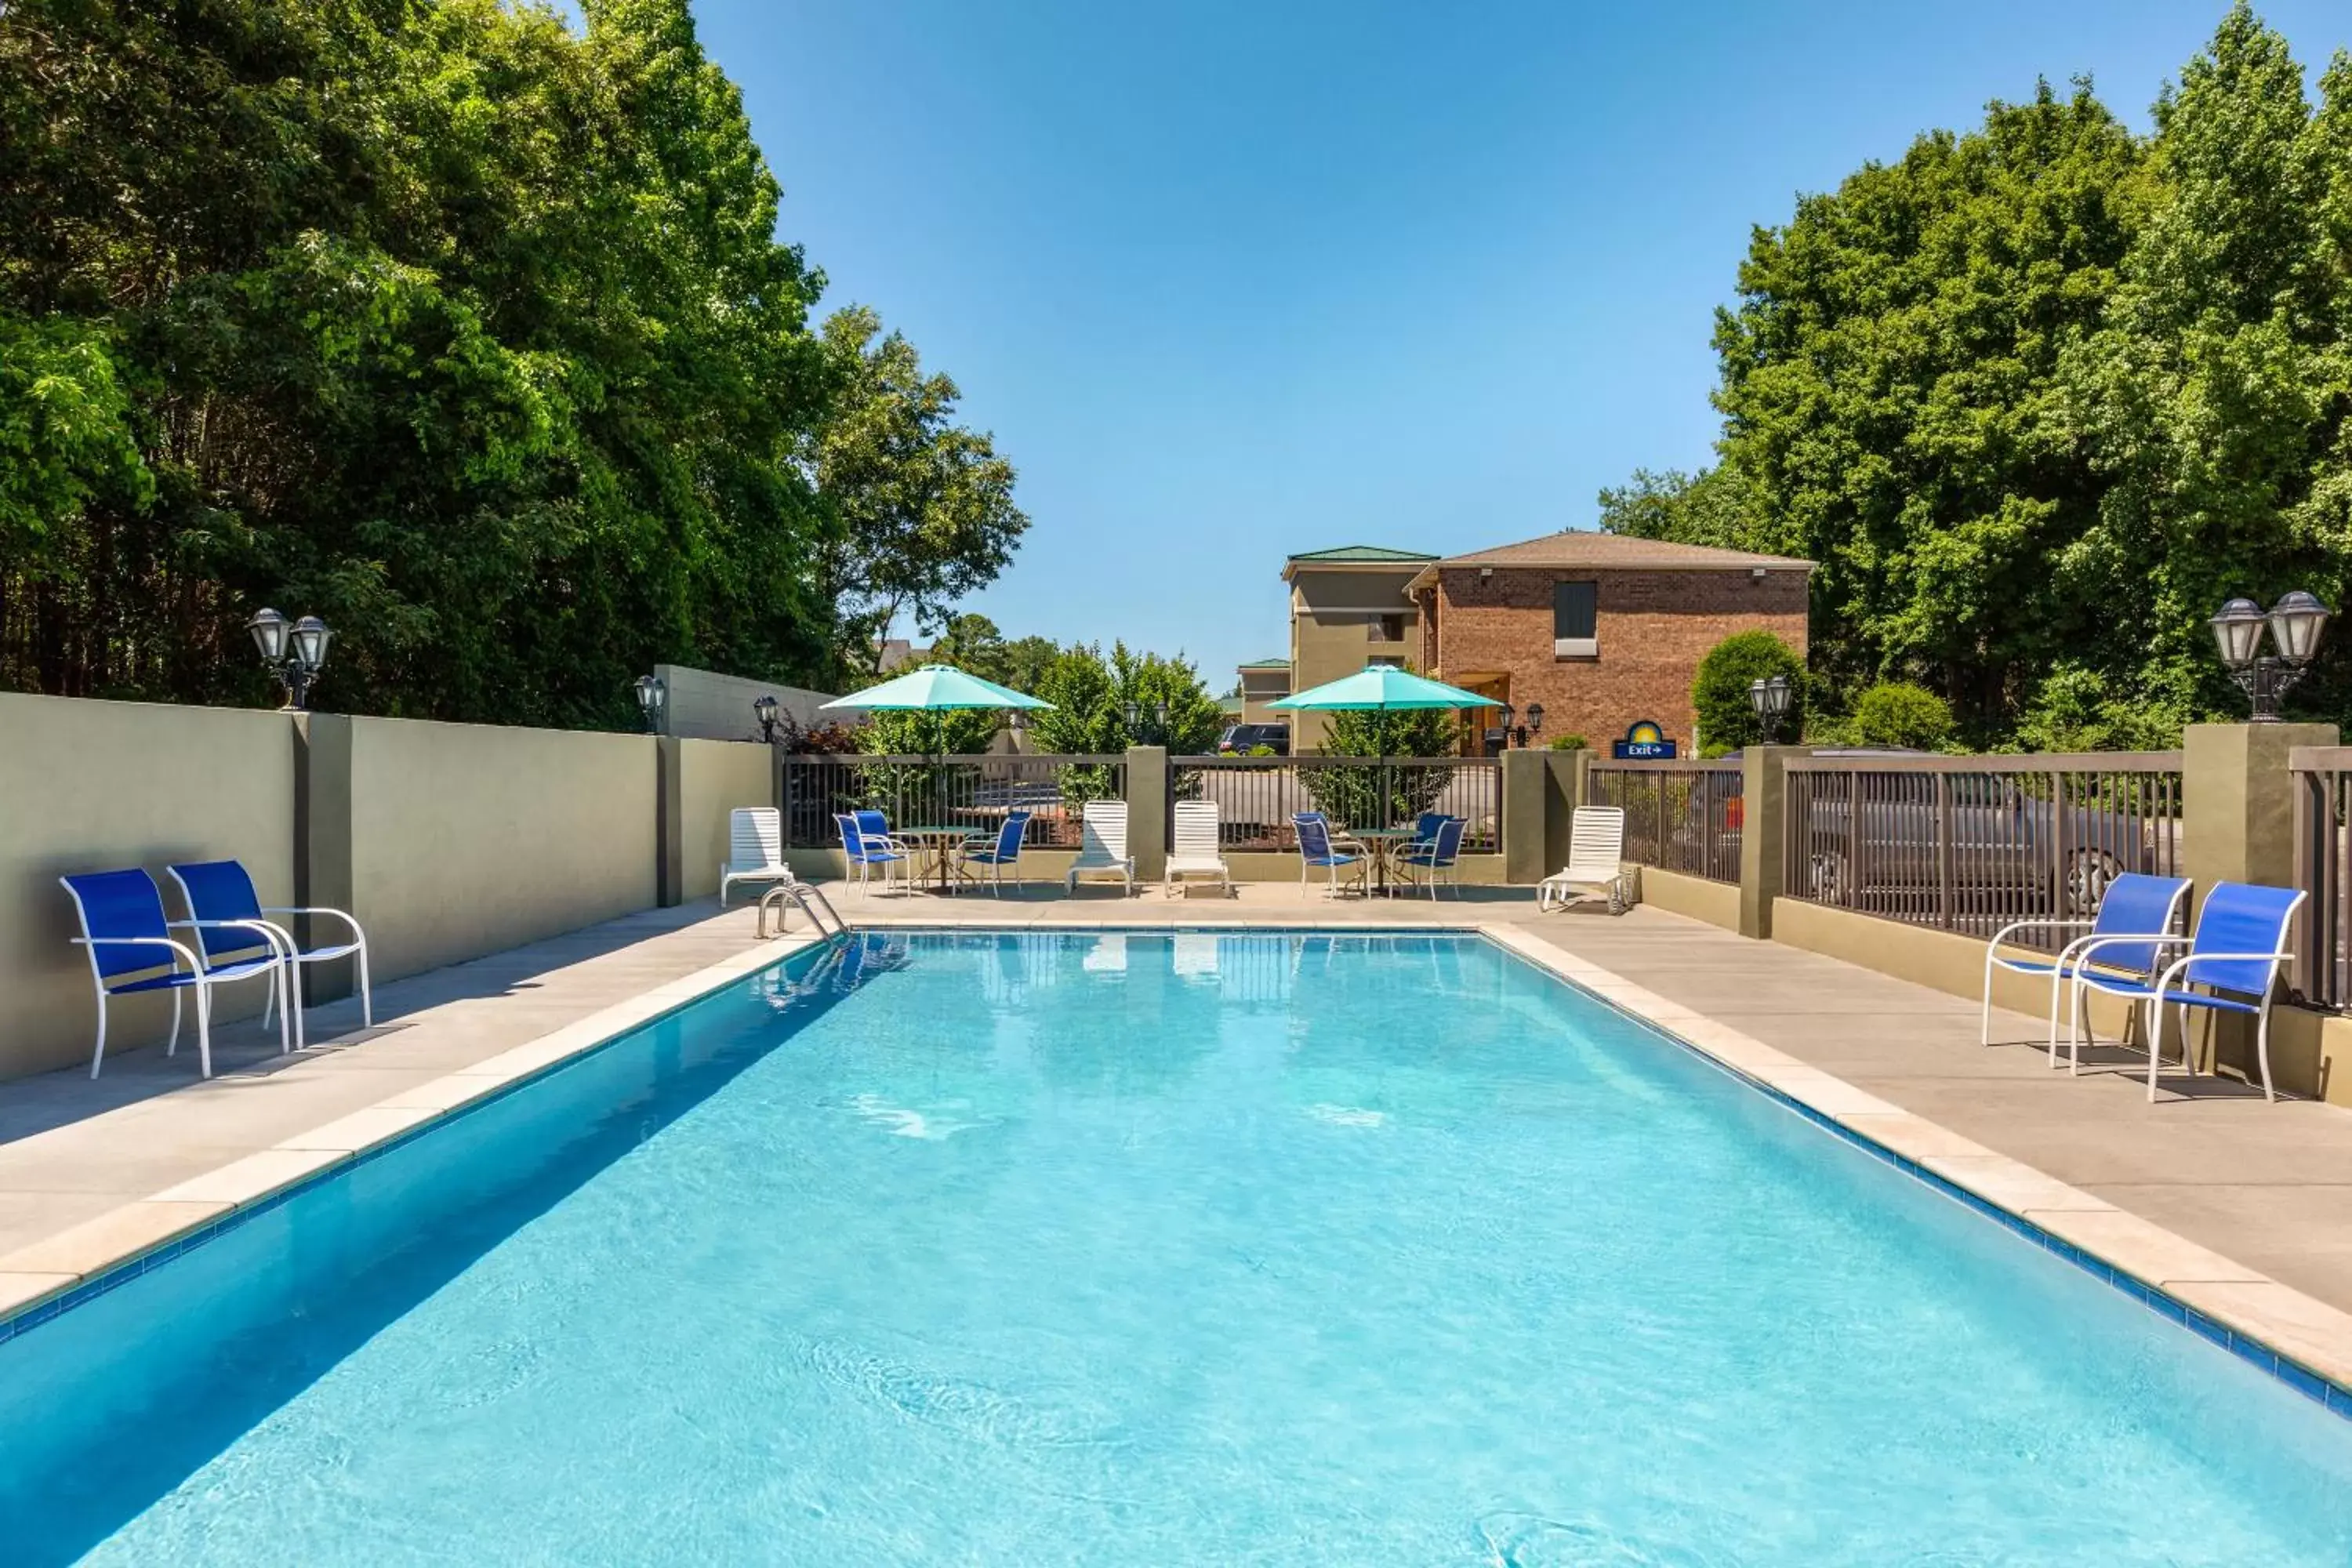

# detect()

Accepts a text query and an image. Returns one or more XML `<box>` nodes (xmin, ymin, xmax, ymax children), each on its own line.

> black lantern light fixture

<box><xmin>2210</xmin><ymin>591</ymin><xmax>2332</xmax><ymax>722</ymax></box>
<box><xmin>247</xmin><ymin>608</ymin><xmax>332</xmax><ymax>710</ymax></box>
<box><xmin>633</xmin><ymin>673</ymin><xmax>666</xmax><ymax>733</ymax></box>
<box><xmin>1524</xmin><ymin>702</ymin><xmax>1545</xmax><ymax>743</ymax></box>
<box><xmin>1749</xmin><ymin>673</ymin><xmax>1794</xmax><ymax>744</ymax></box>
<box><xmin>1123</xmin><ymin>699</ymin><xmax>1169</xmax><ymax>741</ymax></box>
<box><xmin>753</xmin><ymin>693</ymin><xmax>781</xmax><ymax>743</ymax></box>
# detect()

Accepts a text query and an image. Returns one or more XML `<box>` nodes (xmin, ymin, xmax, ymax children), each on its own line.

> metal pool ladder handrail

<box><xmin>757</xmin><ymin>880</ymin><xmax>849</xmax><ymax>941</ymax></box>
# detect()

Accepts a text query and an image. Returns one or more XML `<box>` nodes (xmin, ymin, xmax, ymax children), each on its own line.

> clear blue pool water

<box><xmin>5</xmin><ymin>930</ymin><xmax>2352</xmax><ymax>1564</ymax></box>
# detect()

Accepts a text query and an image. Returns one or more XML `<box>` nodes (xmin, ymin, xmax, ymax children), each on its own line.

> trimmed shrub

<box><xmin>1691</xmin><ymin>631</ymin><xmax>1805</xmax><ymax>753</ymax></box>
<box><xmin>1848</xmin><ymin>682</ymin><xmax>1956</xmax><ymax>750</ymax></box>
<box><xmin>1546</xmin><ymin>732</ymin><xmax>1590</xmax><ymax>751</ymax></box>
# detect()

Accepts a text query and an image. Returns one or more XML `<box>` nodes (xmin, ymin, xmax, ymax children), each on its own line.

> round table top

<box><xmin>1352</xmin><ymin>827</ymin><xmax>1422</xmax><ymax>840</ymax></box>
<box><xmin>891</xmin><ymin>825</ymin><xmax>973</xmax><ymax>838</ymax></box>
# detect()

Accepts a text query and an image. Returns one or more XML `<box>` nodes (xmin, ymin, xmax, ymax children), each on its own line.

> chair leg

<box><xmin>1978</xmin><ymin>953</ymin><xmax>1994</xmax><ymax>1048</ymax></box>
<box><xmin>195</xmin><ymin>982</ymin><xmax>214</xmax><ymax>1080</ymax></box>
<box><xmin>2144</xmin><ymin>996</ymin><xmax>2162</xmax><ymax>1102</ymax></box>
<box><xmin>2256</xmin><ymin>1000</ymin><xmax>2277</xmax><ymax>1104</ymax></box>
<box><xmin>90</xmin><ymin>987</ymin><xmax>111</xmax><ymax>1079</ymax></box>
<box><xmin>357</xmin><ymin>939</ymin><xmax>373</xmax><ymax>1029</ymax></box>
<box><xmin>2067</xmin><ymin>981</ymin><xmax>2087</xmax><ymax>1074</ymax></box>
<box><xmin>169</xmin><ymin>987</ymin><xmax>183</xmax><ymax>1057</ymax></box>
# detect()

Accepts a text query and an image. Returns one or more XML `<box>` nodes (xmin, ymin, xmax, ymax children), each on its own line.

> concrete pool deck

<box><xmin>6</xmin><ymin>883</ymin><xmax>2352</xmax><ymax>1397</ymax></box>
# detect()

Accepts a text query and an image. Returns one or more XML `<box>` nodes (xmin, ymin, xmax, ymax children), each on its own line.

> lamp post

<box><xmin>247</xmin><ymin>608</ymin><xmax>332</xmax><ymax>710</ymax></box>
<box><xmin>1123</xmin><ymin>699</ymin><xmax>1169</xmax><ymax>746</ymax></box>
<box><xmin>754</xmin><ymin>693</ymin><xmax>781</xmax><ymax>743</ymax></box>
<box><xmin>633</xmin><ymin>673</ymin><xmax>666</xmax><ymax>734</ymax></box>
<box><xmin>1749</xmin><ymin>673</ymin><xmax>1793</xmax><ymax>745</ymax></box>
<box><xmin>2211</xmin><ymin>592</ymin><xmax>2332</xmax><ymax>722</ymax></box>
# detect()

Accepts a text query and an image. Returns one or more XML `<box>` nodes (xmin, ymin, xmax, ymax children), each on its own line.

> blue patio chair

<box><xmin>956</xmin><ymin>810</ymin><xmax>1033</xmax><ymax>897</ymax></box>
<box><xmin>167</xmin><ymin>858</ymin><xmax>371</xmax><ymax>1052</ymax></box>
<box><xmin>2069</xmin><ymin>880</ymin><xmax>2305</xmax><ymax>1102</ymax></box>
<box><xmin>1396</xmin><ymin>816</ymin><xmax>1467</xmax><ymax>900</ymax></box>
<box><xmin>1292</xmin><ymin>812</ymin><xmax>1365</xmax><ymax>899</ymax></box>
<box><xmin>1979</xmin><ymin>871</ymin><xmax>2189</xmax><ymax>1059</ymax></box>
<box><xmin>835</xmin><ymin>812</ymin><xmax>909</xmax><ymax>896</ymax></box>
<box><xmin>60</xmin><ymin>869</ymin><xmax>286</xmax><ymax>1080</ymax></box>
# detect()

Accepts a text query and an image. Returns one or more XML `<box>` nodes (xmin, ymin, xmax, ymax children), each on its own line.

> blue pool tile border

<box><xmin>9</xmin><ymin>922</ymin><xmax>2351</xmax><ymax>1428</ymax></box>
<box><xmin>1478</xmin><ymin>932</ymin><xmax>2352</xmax><ymax>1424</ymax></box>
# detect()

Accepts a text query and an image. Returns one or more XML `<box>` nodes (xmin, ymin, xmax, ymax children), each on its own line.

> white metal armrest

<box><xmin>1986</xmin><ymin>916</ymin><xmax>2093</xmax><ymax>953</ymax></box>
<box><xmin>2151</xmin><ymin>950</ymin><xmax>2296</xmax><ymax>998</ymax></box>
<box><xmin>2066</xmin><ymin>931</ymin><xmax>2190</xmax><ymax>968</ymax></box>
<box><xmin>261</xmin><ymin>906</ymin><xmax>365</xmax><ymax>944</ymax></box>
<box><xmin>173</xmin><ymin>916</ymin><xmax>296</xmax><ymax>960</ymax></box>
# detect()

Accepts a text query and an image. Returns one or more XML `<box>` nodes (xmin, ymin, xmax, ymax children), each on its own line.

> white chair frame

<box><xmin>720</xmin><ymin>807</ymin><xmax>795</xmax><ymax>907</ymax></box>
<box><xmin>61</xmin><ymin>879</ymin><xmax>287</xmax><ymax>1080</ymax></box>
<box><xmin>1164</xmin><ymin>801</ymin><xmax>1231</xmax><ymax>897</ymax></box>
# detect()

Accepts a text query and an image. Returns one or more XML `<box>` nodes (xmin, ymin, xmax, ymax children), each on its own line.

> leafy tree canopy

<box><xmin>811</xmin><ymin>308</ymin><xmax>1029</xmax><ymax>683</ymax></box>
<box><xmin>0</xmin><ymin>0</ymin><xmax>1026</xmax><ymax>725</ymax></box>
<box><xmin>1693</xmin><ymin>630</ymin><xmax>1806</xmax><ymax>754</ymax></box>
<box><xmin>1607</xmin><ymin>7</ymin><xmax>2352</xmax><ymax>747</ymax></box>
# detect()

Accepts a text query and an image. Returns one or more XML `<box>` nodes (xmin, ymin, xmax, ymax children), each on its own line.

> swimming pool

<box><xmin>5</xmin><ymin>930</ymin><xmax>2350</xmax><ymax>1563</ymax></box>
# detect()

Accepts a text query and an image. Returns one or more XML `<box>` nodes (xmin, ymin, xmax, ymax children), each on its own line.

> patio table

<box><xmin>1351</xmin><ymin>827</ymin><xmax>1421</xmax><ymax>897</ymax></box>
<box><xmin>891</xmin><ymin>826</ymin><xmax>975</xmax><ymax>895</ymax></box>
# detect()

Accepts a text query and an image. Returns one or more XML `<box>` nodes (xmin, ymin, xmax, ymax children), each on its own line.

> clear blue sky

<box><xmin>681</xmin><ymin>0</ymin><xmax>2350</xmax><ymax>688</ymax></box>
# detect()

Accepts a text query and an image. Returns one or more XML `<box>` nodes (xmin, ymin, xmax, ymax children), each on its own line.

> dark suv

<box><xmin>1218</xmin><ymin>723</ymin><xmax>1290</xmax><ymax>756</ymax></box>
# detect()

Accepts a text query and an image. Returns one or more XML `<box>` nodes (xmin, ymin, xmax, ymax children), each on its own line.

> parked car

<box><xmin>1218</xmin><ymin>723</ymin><xmax>1290</xmax><ymax>757</ymax></box>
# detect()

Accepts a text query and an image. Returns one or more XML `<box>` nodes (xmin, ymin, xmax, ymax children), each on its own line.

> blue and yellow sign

<box><xmin>1612</xmin><ymin>720</ymin><xmax>1676</xmax><ymax>760</ymax></box>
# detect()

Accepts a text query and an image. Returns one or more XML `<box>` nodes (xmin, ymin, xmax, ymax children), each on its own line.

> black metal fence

<box><xmin>1172</xmin><ymin>757</ymin><xmax>1502</xmax><ymax>851</ymax></box>
<box><xmin>1780</xmin><ymin>753</ymin><xmax>2184</xmax><ymax>949</ymax></box>
<box><xmin>1584</xmin><ymin>761</ymin><xmax>1744</xmax><ymax>884</ymax></box>
<box><xmin>777</xmin><ymin>754</ymin><xmax>1127</xmax><ymax>850</ymax></box>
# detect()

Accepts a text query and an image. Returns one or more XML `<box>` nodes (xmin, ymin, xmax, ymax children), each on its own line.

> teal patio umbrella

<box><xmin>1271</xmin><ymin>665</ymin><xmax>1502</xmax><ymax>832</ymax></box>
<box><xmin>821</xmin><ymin>665</ymin><xmax>1054</xmax><ymax>825</ymax></box>
<box><xmin>1269</xmin><ymin>665</ymin><xmax>1501</xmax><ymax>717</ymax></box>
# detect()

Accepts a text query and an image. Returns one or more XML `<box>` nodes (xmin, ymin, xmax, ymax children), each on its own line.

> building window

<box><xmin>1367</xmin><ymin>655</ymin><xmax>1404</xmax><ymax>668</ymax></box>
<box><xmin>1553</xmin><ymin>580</ymin><xmax>1598</xmax><ymax>659</ymax></box>
<box><xmin>1372</xmin><ymin>613</ymin><xmax>1406</xmax><ymax>644</ymax></box>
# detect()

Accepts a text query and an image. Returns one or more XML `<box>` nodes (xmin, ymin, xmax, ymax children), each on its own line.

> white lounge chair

<box><xmin>1537</xmin><ymin>806</ymin><xmax>1629</xmax><ymax>913</ymax></box>
<box><xmin>720</xmin><ymin>808</ymin><xmax>795</xmax><ymax>906</ymax></box>
<box><xmin>1065</xmin><ymin>800</ymin><xmax>1135</xmax><ymax>895</ymax></box>
<box><xmin>1164</xmin><ymin>800</ymin><xmax>1231</xmax><ymax>896</ymax></box>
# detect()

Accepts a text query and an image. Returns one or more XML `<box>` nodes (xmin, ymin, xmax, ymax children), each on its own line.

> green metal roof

<box><xmin>1284</xmin><ymin>545</ymin><xmax>1438</xmax><ymax>564</ymax></box>
<box><xmin>1238</xmin><ymin>656</ymin><xmax>1292</xmax><ymax>669</ymax></box>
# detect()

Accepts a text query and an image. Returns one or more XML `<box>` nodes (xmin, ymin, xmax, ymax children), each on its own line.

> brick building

<box><xmin>1403</xmin><ymin>532</ymin><xmax>1812</xmax><ymax>754</ymax></box>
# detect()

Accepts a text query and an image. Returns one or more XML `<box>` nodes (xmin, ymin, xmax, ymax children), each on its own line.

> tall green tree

<box><xmin>2061</xmin><ymin>5</ymin><xmax>2352</xmax><ymax>734</ymax></box>
<box><xmin>0</xmin><ymin>0</ymin><xmax>1028</xmax><ymax>727</ymax></box>
<box><xmin>1606</xmin><ymin>9</ymin><xmax>2352</xmax><ymax>748</ymax></box>
<box><xmin>809</xmin><ymin>305</ymin><xmax>1029</xmax><ymax>681</ymax></box>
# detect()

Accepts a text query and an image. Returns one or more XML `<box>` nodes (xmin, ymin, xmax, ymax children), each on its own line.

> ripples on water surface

<box><xmin>5</xmin><ymin>931</ymin><xmax>2351</xmax><ymax>1565</ymax></box>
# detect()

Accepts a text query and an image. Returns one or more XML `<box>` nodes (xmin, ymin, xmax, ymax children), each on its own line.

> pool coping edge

<box><xmin>0</xmin><ymin>931</ymin><xmax>828</xmax><ymax>1339</ymax></box>
<box><xmin>1477</xmin><ymin>923</ymin><xmax>2352</xmax><ymax>1418</ymax></box>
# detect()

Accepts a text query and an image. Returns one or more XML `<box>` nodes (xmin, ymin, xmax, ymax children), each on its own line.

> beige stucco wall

<box><xmin>679</xmin><ymin>740</ymin><xmax>776</xmax><ymax>900</ymax></box>
<box><xmin>0</xmin><ymin>693</ymin><xmax>298</xmax><ymax>1079</ymax></box>
<box><xmin>348</xmin><ymin>717</ymin><xmax>658</xmax><ymax>982</ymax></box>
<box><xmin>1631</xmin><ymin>866</ymin><xmax>1740</xmax><ymax>930</ymax></box>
